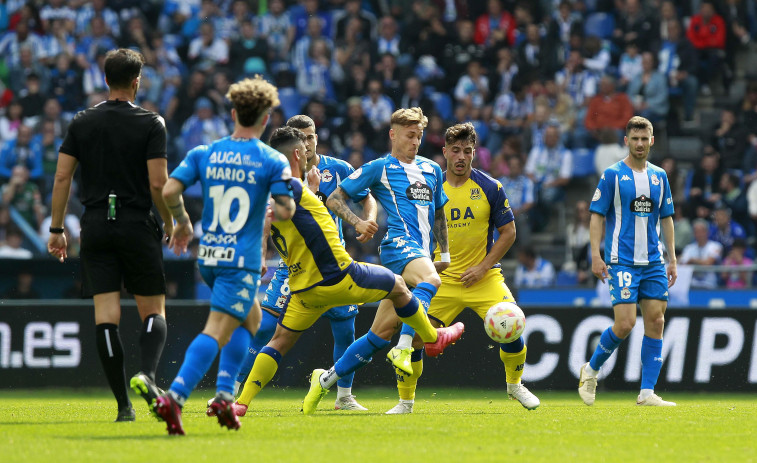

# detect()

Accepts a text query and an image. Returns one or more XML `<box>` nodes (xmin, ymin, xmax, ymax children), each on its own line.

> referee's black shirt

<box><xmin>60</xmin><ymin>99</ymin><xmax>167</xmax><ymax>212</ymax></box>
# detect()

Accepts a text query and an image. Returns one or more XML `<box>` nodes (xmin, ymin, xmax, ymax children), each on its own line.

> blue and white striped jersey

<box><xmin>314</xmin><ymin>155</ymin><xmax>369</xmax><ymax>243</ymax></box>
<box><xmin>338</xmin><ymin>154</ymin><xmax>448</xmax><ymax>256</ymax></box>
<box><xmin>590</xmin><ymin>160</ymin><xmax>674</xmax><ymax>266</ymax></box>
<box><xmin>171</xmin><ymin>137</ymin><xmax>292</xmax><ymax>271</ymax></box>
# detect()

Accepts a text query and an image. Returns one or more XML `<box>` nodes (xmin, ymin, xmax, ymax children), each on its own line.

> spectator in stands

<box><xmin>397</xmin><ymin>76</ymin><xmax>434</xmax><ymax>117</ymax></box>
<box><xmin>9</xmin><ymin>44</ymin><xmax>50</xmax><ymax>96</ymax></box>
<box><xmin>582</xmin><ymin>36</ymin><xmax>611</xmax><ymax>77</ymax></box>
<box><xmin>0</xmin><ymin>125</ymin><xmax>42</xmax><ymax>181</ymax></box>
<box><xmin>673</xmin><ymin>207</ymin><xmax>694</xmax><ymax>254</ymax></box>
<box><xmin>0</xmin><ymin>226</ymin><xmax>33</xmax><ymax>259</ymax></box>
<box><xmin>375</xmin><ymin>52</ymin><xmax>403</xmax><ymax>103</ymax></box>
<box><xmin>18</xmin><ymin>73</ymin><xmax>46</xmax><ymax>121</ymax></box>
<box><xmin>680</xmin><ymin>218</ymin><xmax>723</xmax><ymax>289</ymax></box>
<box><xmin>0</xmin><ymin>100</ymin><xmax>24</xmax><ymax>142</ymax></box>
<box><xmin>228</xmin><ymin>18</ymin><xmax>269</xmax><ymax>79</ymax></box>
<box><xmin>709</xmin><ymin>108</ymin><xmax>749</xmax><ymax>171</ymax></box>
<box><xmin>297</xmin><ymin>38</ymin><xmax>341</xmax><ymax>103</ymax></box>
<box><xmin>656</xmin><ymin>0</ymin><xmax>679</xmax><ymax>44</ymax></box>
<box><xmin>453</xmin><ymin>59</ymin><xmax>490</xmax><ymax>111</ymax></box>
<box><xmin>418</xmin><ymin>113</ymin><xmax>445</xmax><ymax>159</ymax></box>
<box><xmin>361</xmin><ymin>78</ymin><xmax>394</xmax><ymax>133</ymax></box>
<box><xmin>487</xmin><ymin>79</ymin><xmax>532</xmax><ymax>156</ymax></box>
<box><xmin>36</xmin><ymin>98</ymin><xmax>67</xmax><ymax>139</ymax></box>
<box><xmin>660</xmin><ymin>156</ymin><xmax>686</xmax><ymax>206</ymax></box>
<box><xmin>188</xmin><ymin>21</ymin><xmax>229</xmax><ymax>72</ymax></box>
<box><xmin>373</xmin><ymin>15</ymin><xmax>403</xmax><ymax>61</ymax></box>
<box><xmin>687</xmin><ymin>0</ymin><xmax>728</xmax><ymax>96</ymax></box>
<box><xmin>584</xmin><ymin>75</ymin><xmax>634</xmax><ymax>147</ymax></box>
<box><xmin>33</xmin><ymin>119</ymin><xmax>62</xmax><ymax>197</ymax></box>
<box><xmin>48</xmin><ymin>53</ymin><xmax>82</xmax><ymax>113</ymax></box>
<box><xmin>546</xmin><ymin>1</ymin><xmax>582</xmax><ymax>52</ymax></box>
<box><xmin>710</xmin><ymin>204</ymin><xmax>747</xmax><ymax>254</ymax></box>
<box><xmin>719</xmin><ymin>172</ymin><xmax>751</xmax><ymax>234</ymax></box>
<box><xmin>499</xmin><ymin>155</ymin><xmax>535</xmax><ymax>247</ymax></box>
<box><xmin>474</xmin><ymin>0</ymin><xmax>517</xmax><ymax>48</ymax></box>
<box><xmin>688</xmin><ymin>151</ymin><xmax>724</xmax><ymax>218</ymax></box>
<box><xmin>525</xmin><ymin>123</ymin><xmax>573</xmax><ymax>231</ymax></box>
<box><xmin>0</xmin><ymin>21</ymin><xmax>45</xmax><ymax>67</ymax></box>
<box><xmin>593</xmin><ymin>128</ymin><xmax>627</xmax><ymax>174</ymax></box>
<box><xmin>720</xmin><ymin>0</ymin><xmax>752</xmax><ymax>91</ymax></box>
<box><xmin>82</xmin><ymin>47</ymin><xmax>108</xmax><ymax>96</ymax></box>
<box><xmin>257</xmin><ymin>0</ymin><xmax>295</xmax><ymax>65</ymax></box>
<box><xmin>179</xmin><ymin>97</ymin><xmax>229</xmax><ymax>153</ymax></box>
<box><xmin>658</xmin><ymin>19</ymin><xmax>699</xmax><ymax>125</ymax></box>
<box><xmin>721</xmin><ymin>238</ymin><xmax>753</xmax><ymax>289</ymax></box>
<box><xmin>166</xmin><ymin>70</ymin><xmax>209</xmax><ymax>130</ymax></box>
<box><xmin>333</xmin><ymin>0</ymin><xmax>376</xmax><ymax>42</ymax></box>
<box><xmin>74</xmin><ymin>16</ymin><xmax>117</xmax><ymax>70</ymax></box>
<box><xmin>443</xmin><ymin>19</ymin><xmax>485</xmax><ymax>89</ymax></box>
<box><xmin>293</xmin><ymin>16</ymin><xmax>334</xmax><ymax>72</ymax></box>
<box><xmin>119</xmin><ymin>15</ymin><xmax>155</xmax><ymax>64</ymax></box>
<box><xmin>515</xmin><ymin>246</ymin><xmax>555</xmax><ymax>288</ymax></box>
<box><xmin>565</xmin><ymin>200</ymin><xmax>592</xmax><ymax>284</ymax></box>
<box><xmin>555</xmin><ymin>49</ymin><xmax>597</xmax><ymax>147</ymax></box>
<box><xmin>618</xmin><ymin>41</ymin><xmax>642</xmax><ymax>91</ymax></box>
<box><xmin>522</xmin><ymin>103</ymin><xmax>551</xmax><ymax>153</ymax></box>
<box><xmin>334</xmin><ymin>17</ymin><xmax>371</xmax><ymax>75</ymax></box>
<box><xmin>516</xmin><ymin>23</ymin><xmax>553</xmax><ymax>82</ymax></box>
<box><xmin>535</xmin><ymin>79</ymin><xmax>576</xmax><ymax>142</ymax></box>
<box><xmin>1</xmin><ymin>271</ymin><xmax>38</xmax><ymax>298</ymax></box>
<box><xmin>627</xmin><ymin>52</ymin><xmax>669</xmax><ymax>125</ymax></box>
<box><xmin>292</xmin><ymin>0</ymin><xmax>332</xmax><ymax>41</ymax></box>
<box><xmin>0</xmin><ymin>165</ymin><xmax>45</xmax><ymax>231</ymax></box>
<box><xmin>612</xmin><ymin>0</ymin><xmax>657</xmax><ymax>53</ymax></box>
<box><xmin>75</xmin><ymin>0</ymin><xmax>121</xmax><ymax>39</ymax></box>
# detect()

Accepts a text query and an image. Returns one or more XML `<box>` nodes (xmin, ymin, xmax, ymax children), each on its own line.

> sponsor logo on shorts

<box><xmin>198</xmin><ymin>244</ymin><xmax>235</xmax><ymax>262</ymax></box>
<box><xmin>406</xmin><ymin>181</ymin><xmax>432</xmax><ymax>202</ymax></box>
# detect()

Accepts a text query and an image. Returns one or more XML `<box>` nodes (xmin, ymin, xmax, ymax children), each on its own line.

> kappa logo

<box><xmin>621</xmin><ymin>175</ymin><xmax>632</xmax><ymax>181</ymax></box>
<box><xmin>243</xmin><ymin>274</ymin><xmax>255</xmax><ymax>284</ymax></box>
<box><xmin>663</xmin><ymin>291</ymin><xmax>669</xmax><ymax>296</ymax></box>
<box><xmin>470</xmin><ymin>188</ymin><xmax>481</xmax><ymax>200</ymax></box>
<box><xmin>321</xmin><ymin>169</ymin><xmax>333</xmax><ymax>182</ymax></box>
<box><xmin>236</xmin><ymin>288</ymin><xmax>250</xmax><ymax>300</ymax></box>
<box><xmin>387</xmin><ymin>164</ymin><xmax>400</xmax><ymax>169</ymax></box>
<box><xmin>231</xmin><ymin>302</ymin><xmax>245</xmax><ymax>313</ymax></box>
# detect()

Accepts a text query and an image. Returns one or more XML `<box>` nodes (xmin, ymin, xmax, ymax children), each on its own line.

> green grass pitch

<box><xmin>1</xmin><ymin>388</ymin><xmax>755</xmax><ymax>463</ymax></box>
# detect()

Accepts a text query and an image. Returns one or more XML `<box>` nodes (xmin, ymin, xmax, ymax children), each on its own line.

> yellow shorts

<box><xmin>279</xmin><ymin>262</ymin><xmax>395</xmax><ymax>332</ymax></box>
<box><xmin>427</xmin><ymin>268</ymin><xmax>515</xmax><ymax>327</ymax></box>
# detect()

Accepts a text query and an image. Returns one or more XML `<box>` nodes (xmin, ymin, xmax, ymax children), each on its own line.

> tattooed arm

<box><xmin>327</xmin><ymin>186</ymin><xmax>378</xmax><ymax>239</ymax></box>
<box><xmin>433</xmin><ymin>206</ymin><xmax>449</xmax><ymax>273</ymax></box>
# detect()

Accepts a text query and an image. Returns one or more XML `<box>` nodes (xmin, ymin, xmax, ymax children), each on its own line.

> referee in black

<box><xmin>48</xmin><ymin>48</ymin><xmax>172</xmax><ymax>422</ymax></box>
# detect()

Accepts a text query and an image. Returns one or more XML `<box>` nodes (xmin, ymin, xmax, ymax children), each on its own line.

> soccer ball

<box><xmin>484</xmin><ymin>302</ymin><xmax>526</xmax><ymax>343</ymax></box>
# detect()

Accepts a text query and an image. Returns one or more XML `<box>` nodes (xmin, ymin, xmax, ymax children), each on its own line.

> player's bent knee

<box><xmin>613</xmin><ymin>320</ymin><xmax>635</xmax><ymax>338</ymax></box>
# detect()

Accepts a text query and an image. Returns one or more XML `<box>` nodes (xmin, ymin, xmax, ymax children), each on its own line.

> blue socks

<box><xmin>640</xmin><ymin>336</ymin><xmax>663</xmax><ymax>390</ymax></box>
<box><xmin>216</xmin><ymin>327</ymin><xmax>251</xmax><ymax>394</ymax></box>
<box><xmin>399</xmin><ymin>282</ymin><xmax>437</xmax><ymax>338</ymax></box>
<box><xmin>334</xmin><ymin>330</ymin><xmax>390</xmax><ymax>378</ymax></box>
<box><xmin>236</xmin><ymin>311</ymin><xmax>278</xmax><ymax>383</ymax></box>
<box><xmin>589</xmin><ymin>327</ymin><xmax>623</xmax><ymax>371</ymax></box>
<box><xmin>170</xmin><ymin>333</ymin><xmax>219</xmax><ymax>400</ymax></box>
<box><xmin>500</xmin><ymin>335</ymin><xmax>525</xmax><ymax>353</ymax></box>
<box><xmin>330</xmin><ymin>317</ymin><xmax>356</xmax><ymax>388</ymax></box>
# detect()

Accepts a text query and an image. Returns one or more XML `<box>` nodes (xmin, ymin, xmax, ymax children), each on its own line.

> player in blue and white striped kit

<box><xmin>234</xmin><ymin>115</ymin><xmax>375</xmax><ymax>411</ymax></box>
<box><xmin>326</xmin><ymin>107</ymin><xmax>464</xmax><ymax>377</ymax></box>
<box><xmin>579</xmin><ymin>116</ymin><xmax>678</xmax><ymax>407</ymax></box>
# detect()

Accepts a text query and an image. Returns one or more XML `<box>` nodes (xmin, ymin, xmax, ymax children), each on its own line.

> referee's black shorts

<box><xmin>79</xmin><ymin>208</ymin><xmax>166</xmax><ymax>297</ymax></box>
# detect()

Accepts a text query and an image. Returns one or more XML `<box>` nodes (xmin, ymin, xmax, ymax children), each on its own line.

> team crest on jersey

<box><xmin>621</xmin><ymin>287</ymin><xmax>631</xmax><ymax>299</ymax></box>
<box><xmin>630</xmin><ymin>195</ymin><xmax>653</xmax><ymax>217</ymax></box>
<box><xmin>470</xmin><ymin>188</ymin><xmax>481</xmax><ymax>200</ymax></box>
<box><xmin>667</xmin><ymin>197</ymin><xmax>672</xmax><ymax>204</ymax></box>
<box><xmin>348</xmin><ymin>168</ymin><xmax>362</xmax><ymax>179</ymax></box>
<box><xmin>592</xmin><ymin>189</ymin><xmax>601</xmax><ymax>201</ymax></box>
<box><xmin>651</xmin><ymin>174</ymin><xmax>660</xmax><ymax>186</ymax></box>
<box><xmin>406</xmin><ymin>181</ymin><xmax>432</xmax><ymax>202</ymax></box>
<box><xmin>322</xmin><ymin>169</ymin><xmax>333</xmax><ymax>182</ymax></box>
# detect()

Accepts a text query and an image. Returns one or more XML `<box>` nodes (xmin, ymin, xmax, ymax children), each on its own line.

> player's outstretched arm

<box><xmin>589</xmin><ymin>212</ymin><xmax>608</xmax><ymax>282</ymax></box>
<box><xmin>355</xmin><ymin>194</ymin><xmax>378</xmax><ymax>242</ymax></box>
<box><xmin>272</xmin><ymin>194</ymin><xmax>295</xmax><ymax>221</ymax></box>
<box><xmin>660</xmin><ymin>216</ymin><xmax>678</xmax><ymax>287</ymax></box>
<box><xmin>327</xmin><ymin>186</ymin><xmax>378</xmax><ymax>238</ymax></box>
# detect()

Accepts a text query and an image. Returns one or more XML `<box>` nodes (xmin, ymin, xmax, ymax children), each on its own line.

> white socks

<box><xmin>320</xmin><ymin>367</ymin><xmax>339</xmax><ymax>389</ymax></box>
<box><xmin>584</xmin><ymin>364</ymin><xmax>599</xmax><ymax>377</ymax></box>
<box><xmin>337</xmin><ymin>386</ymin><xmax>352</xmax><ymax>399</ymax></box>
<box><xmin>639</xmin><ymin>388</ymin><xmax>654</xmax><ymax>400</ymax></box>
<box><xmin>396</xmin><ymin>334</ymin><xmax>413</xmax><ymax>349</ymax></box>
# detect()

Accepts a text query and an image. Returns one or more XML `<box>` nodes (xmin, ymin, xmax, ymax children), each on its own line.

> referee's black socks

<box><xmin>95</xmin><ymin>323</ymin><xmax>131</xmax><ymax>410</ymax></box>
<box><xmin>139</xmin><ymin>314</ymin><xmax>167</xmax><ymax>382</ymax></box>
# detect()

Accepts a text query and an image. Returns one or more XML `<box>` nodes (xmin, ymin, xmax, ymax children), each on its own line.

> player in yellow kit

<box><xmin>385</xmin><ymin>122</ymin><xmax>540</xmax><ymax>414</ymax></box>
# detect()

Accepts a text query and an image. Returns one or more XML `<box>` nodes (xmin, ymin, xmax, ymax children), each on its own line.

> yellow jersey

<box><xmin>270</xmin><ymin>178</ymin><xmax>353</xmax><ymax>293</ymax></box>
<box><xmin>437</xmin><ymin>168</ymin><xmax>514</xmax><ymax>278</ymax></box>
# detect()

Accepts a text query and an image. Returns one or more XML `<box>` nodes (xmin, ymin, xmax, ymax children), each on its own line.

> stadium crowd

<box><xmin>1</xmin><ymin>0</ymin><xmax>757</xmax><ymax>295</ymax></box>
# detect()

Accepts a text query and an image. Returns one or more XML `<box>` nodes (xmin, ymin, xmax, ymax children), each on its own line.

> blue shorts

<box><xmin>606</xmin><ymin>264</ymin><xmax>668</xmax><ymax>305</ymax></box>
<box><xmin>199</xmin><ymin>266</ymin><xmax>261</xmax><ymax>322</ymax></box>
<box><xmin>379</xmin><ymin>234</ymin><xmax>429</xmax><ymax>275</ymax></box>
<box><xmin>261</xmin><ymin>262</ymin><xmax>358</xmax><ymax>321</ymax></box>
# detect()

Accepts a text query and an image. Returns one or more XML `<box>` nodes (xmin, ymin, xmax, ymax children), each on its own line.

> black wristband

<box><xmin>49</xmin><ymin>227</ymin><xmax>65</xmax><ymax>234</ymax></box>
